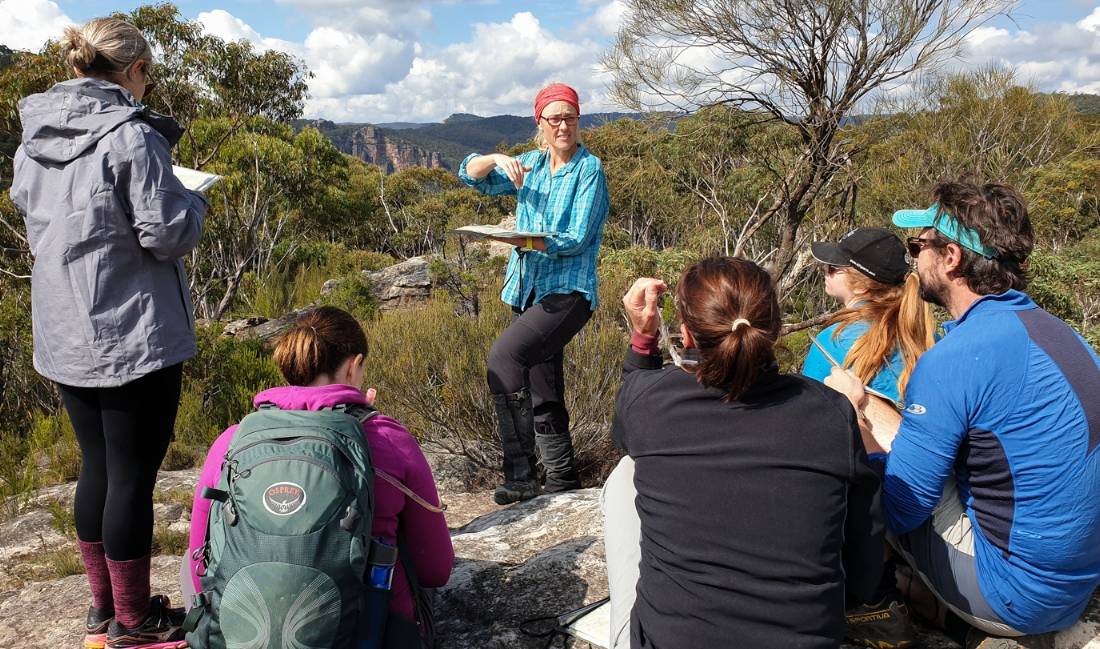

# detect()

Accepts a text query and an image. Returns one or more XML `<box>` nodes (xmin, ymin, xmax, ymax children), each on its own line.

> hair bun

<box><xmin>62</xmin><ymin>25</ymin><xmax>97</xmax><ymax>71</ymax></box>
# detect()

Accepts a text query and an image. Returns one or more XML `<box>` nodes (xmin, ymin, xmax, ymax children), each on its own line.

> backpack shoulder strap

<box><xmin>340</xmin><ymin>403</ymin><xmax>379</xmax><ymax>424</ymax></box>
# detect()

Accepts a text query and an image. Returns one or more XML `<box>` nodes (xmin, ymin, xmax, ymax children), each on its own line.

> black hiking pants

<box><xmin>57</xmin><ymin>363</ymin><xmax>183</xmax><ymax>560</ymax></box>
<box><xmin>487</xmin><ymin>292</ymin><xmax>591</xmax><ymax>490</ymax></box>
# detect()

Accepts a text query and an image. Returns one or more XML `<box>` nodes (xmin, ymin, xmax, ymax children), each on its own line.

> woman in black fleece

<box><xmin>604</xmin><ymin>258</ymin><xmax>884</xmax><ymax>649</ymax></box>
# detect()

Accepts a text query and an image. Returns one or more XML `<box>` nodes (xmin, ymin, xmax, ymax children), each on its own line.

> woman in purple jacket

<box><xmin>186</xmin><ymin>307</ymin><xmax>454</xmax><ymax>645</ymax></box>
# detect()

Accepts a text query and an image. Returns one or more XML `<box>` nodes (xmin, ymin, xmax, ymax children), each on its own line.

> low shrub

<box><xmin>27</xmin><ymin>411</ymin><xmax>81</xmax><ymax>485</ymax></box>
<box><xmin>171</xmin><ymin>326</ymin><xmax>282</xmax><ymax>466</ymax></box>
<box><xmin>364</xmin><ymin>266</ymin><xmax>628</xmax><ymax>485</ymax></box>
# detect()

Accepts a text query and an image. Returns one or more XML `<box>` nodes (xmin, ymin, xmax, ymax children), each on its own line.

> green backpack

<box><xmin>185</xmin><ymin>403</ymin><xmax>394</xmax><ymax>649</ymax></box>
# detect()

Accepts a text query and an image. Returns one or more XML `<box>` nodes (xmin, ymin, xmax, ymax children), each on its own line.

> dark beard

<box><xmin>918</xmin><ymin>276</ymin><xmax>947</xmax><ymax>308</ymax></box>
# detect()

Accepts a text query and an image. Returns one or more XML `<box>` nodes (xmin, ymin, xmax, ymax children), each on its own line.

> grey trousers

<box><xmin>601</xmin><ymin>456</ymin><xmax>640</xmax><ymax>649</ymax></box>
<box><xmin>893</xmin><ymin>481</ymin><xmax>1023</xmax><ymax>637</ymax></box>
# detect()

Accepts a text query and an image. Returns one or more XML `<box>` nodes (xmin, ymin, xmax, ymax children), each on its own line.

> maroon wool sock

<box><xmin>77</xmin><ymin>540</ymin><xmax>114</xmax><ymax>612</ymax></box>
<box><xmin>106</xmin><ymin>555</ymin><xmax>151</xmax><ymax>628</ymax></box>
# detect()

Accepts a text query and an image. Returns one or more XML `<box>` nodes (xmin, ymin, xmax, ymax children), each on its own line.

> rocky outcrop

<box><xmin>340</xmin><ymin>124</ymin><xmax>445</xmax><ymax>173</ymax></box>
<box><xmin>3</xmin><ymin>467</ymin><xmax>1100</xmax><ymax>648</ymax></box>
<box><xmin>319</xmin><ymin>255</ymin><xmax>436</xmax><ymax>312</ymax></box>
<box><xmin>438</xmin><ymin>490</ymin><xmax>607</xmax><ymax>648</ymax></box>
<box><xmin>220</xmin><ymin>306</ymin><xmax>315</xmax><ymax>345</ymax></box>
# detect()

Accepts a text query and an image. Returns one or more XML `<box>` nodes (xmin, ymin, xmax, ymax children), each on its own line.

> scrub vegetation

<box><xmin>1</xmin><ymin>3</ymin><xmax>1098</xmax><ymax>500</ymax></box>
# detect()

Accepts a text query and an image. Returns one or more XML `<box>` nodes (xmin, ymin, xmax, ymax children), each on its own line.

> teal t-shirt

<box><xmin>802</xmin><ymin>321</ymin><xmax>904</xmax><ymax>403</ymax></box>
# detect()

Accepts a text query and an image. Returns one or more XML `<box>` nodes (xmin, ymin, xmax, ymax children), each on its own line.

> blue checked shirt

<box><xmin>459</xmin><ymin>145</ymin><xmax>609</xmax><ymax>310</ymax></box>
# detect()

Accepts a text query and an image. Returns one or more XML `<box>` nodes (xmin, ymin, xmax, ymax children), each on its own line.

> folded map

<box><xmin>452</xmin><ymin>224</ymin><xmax>554</xmax><ymax>239</ymax></box>
<box><xmin>172</xmin><ymin>165</ymin><xmax>223</xmax><ymax>193</ymax></box>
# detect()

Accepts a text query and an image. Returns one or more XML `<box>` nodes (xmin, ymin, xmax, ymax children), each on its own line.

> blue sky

<box><xmin>4</xmin><ymin>1</ymin><xmax>1100</xmax><ymax>123</ymax></box>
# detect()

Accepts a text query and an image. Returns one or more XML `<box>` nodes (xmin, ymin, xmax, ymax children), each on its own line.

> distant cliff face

<box><xmin>305</xmin><ymin>120</ymin><xmax>447</xmax><ymax>173</ymax></box>
<box><xmin>348</xmin><ymin>125</ymin><xmax>446</xmax><ymax>172</ymax></box>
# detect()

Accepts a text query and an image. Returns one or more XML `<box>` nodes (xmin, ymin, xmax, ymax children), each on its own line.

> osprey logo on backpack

<box><xmin>263</xmin><ymin>482</ymin><xmax>306</xmax><ymax>516</ymax></box>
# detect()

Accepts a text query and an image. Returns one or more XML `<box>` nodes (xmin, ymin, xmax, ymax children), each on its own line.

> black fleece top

<box><xmin>612</xmin><ymin>347</ymin><xmax>884</xmax><ymax>649</ymax></box>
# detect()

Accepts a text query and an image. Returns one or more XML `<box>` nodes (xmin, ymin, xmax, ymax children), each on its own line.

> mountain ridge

<box><xmin>293</xmin><ymin>111</ymin><xmax>646</xmax><ymax>172</ymax></box>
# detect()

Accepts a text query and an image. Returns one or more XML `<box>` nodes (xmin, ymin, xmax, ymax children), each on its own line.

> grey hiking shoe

<box><xmin>493</xmin><ymin>480</ymin><xmax>541</xmax><ymax>505</ymax></box>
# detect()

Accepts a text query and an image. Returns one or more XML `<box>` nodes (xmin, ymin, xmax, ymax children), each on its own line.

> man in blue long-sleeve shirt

<box><xmin>828</xmin><ymin>179</ymin><xmax>1100</xmax><ymax>649</ymax></box>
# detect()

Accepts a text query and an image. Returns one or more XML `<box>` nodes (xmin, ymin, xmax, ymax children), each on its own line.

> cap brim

<box><xmin>892</xmin><ymin>206</ymin><xmax>937</xmax><ymax>229</ymax></box>
<box><xmin>810</xmin><ymin>241</ymin><xmax>850</xmax><ymax>266</ymax></box>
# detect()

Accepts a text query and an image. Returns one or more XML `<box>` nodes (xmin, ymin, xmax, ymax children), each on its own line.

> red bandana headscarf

<box><xmin>533</xmin><ymin>83</ymin><xmax>580</xmax><ymax>124</ymax></box>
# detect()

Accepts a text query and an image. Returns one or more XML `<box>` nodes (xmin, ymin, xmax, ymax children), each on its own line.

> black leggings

<box><xmin>487</xmin><ymin>292</ymin><xmax>592</xmax><ymax>402</ymax></box>
<box><xmin>57</xmin><ymin>364</ymin><xmax>183</xmax><ymax>561</ymax></box>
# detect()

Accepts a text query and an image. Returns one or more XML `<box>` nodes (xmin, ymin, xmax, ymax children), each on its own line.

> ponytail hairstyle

<box><xmin>675</xmin><ymin>257</ymin><xmax>781</xmax><ymax>402</ymax></box>
<box><xmin>273</xmin><ymin>307</ymin><xmax>368</xmax><ymax>386</ymax></box>
<box><xmin>60</xmin><ymin>17</ymin><xmax>152</xmax><ymax>78</ymax></box>
<box><xmin>828</xmin><ymin>271</ymin><xmax>936</xmax><ymax>398</ymax></box>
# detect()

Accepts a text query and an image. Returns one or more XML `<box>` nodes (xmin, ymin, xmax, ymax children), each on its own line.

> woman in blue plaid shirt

<box><xmin>459</xmin><ymin>83</ymin><xmax>610</xmax><ymax>504</ymax></box>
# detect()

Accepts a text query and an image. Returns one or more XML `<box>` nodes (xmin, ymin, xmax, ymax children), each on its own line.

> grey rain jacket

<box><xmin>10</xmin><ymin>78</ymin><xmax>206</xmax><ymax>387</ymax></box>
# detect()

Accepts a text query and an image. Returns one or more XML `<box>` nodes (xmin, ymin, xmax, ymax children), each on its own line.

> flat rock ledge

<box><xmin>2</xmin><ymin>474</ymin><xmax>1099</xmax><ymax>648</ymax></box>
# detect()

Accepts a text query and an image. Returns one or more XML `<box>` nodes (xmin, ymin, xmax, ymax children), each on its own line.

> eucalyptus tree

<box><xmin>605</xmin><ymin>0</ymin><xmax>1017</xmax><ymax>295</ymax></box>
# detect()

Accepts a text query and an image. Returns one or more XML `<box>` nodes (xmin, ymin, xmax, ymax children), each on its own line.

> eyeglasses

<box><xmin>539</xmin><ymin>115</ymin><xmax>579</xmax><ymax>128</ymax></box>
<box><xmin>128</xmin><ymin>60</ymin><xmax>157</xmax><ymax>98</ymax></box>
<box><xmin>906</xmin><ymin>236</ymin><xmax>940</xmax><ymax>258</ymax></box>
<box><xmin>657</xmin><ymin>295</ymin><xmax>698</xmax><ymax>370</ymax></box>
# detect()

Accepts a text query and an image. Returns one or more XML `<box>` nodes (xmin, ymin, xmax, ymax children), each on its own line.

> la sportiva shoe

<box><xmin>845</xmin><ymin>597</ymin><xmax>917</xmax><ymax>649</ymax></box>
<box><xmin>84</xmin><ymin>605</ymin><xmax>113</xmax><ymax>649</ymax></box>
<box><xmin>105</xmin><ymin>595</ymin><xmax>188</xmax><ymax>649</ymax></box>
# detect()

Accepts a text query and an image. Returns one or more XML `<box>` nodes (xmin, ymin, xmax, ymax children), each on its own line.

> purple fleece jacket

<box><xmin>188</xmin><ymin>384</ymin><xmax>454</xmax><ymax>620</ymax></box>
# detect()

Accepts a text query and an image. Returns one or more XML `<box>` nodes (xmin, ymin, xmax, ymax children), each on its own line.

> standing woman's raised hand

<box><xmin>493</xmin><ymin>153</ymin><xmax>533</xmax><ymax>189</ymax></box>
<box><xmin>622</xmin><ymin>278</ymin><xmax>667</xmax><ymax>337</ymax></box>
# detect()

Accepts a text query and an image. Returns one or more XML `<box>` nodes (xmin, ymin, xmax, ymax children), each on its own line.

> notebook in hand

<box><xmin>172</xmin><ymin>165</ymin><xmax>222</xmax><ymax>193</ymax></box>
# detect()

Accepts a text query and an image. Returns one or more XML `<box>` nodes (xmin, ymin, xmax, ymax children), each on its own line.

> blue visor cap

<box><xmin>892</xmin><ymin>203</ymin><xmax>997</xmax><ymax>259</ymax></box>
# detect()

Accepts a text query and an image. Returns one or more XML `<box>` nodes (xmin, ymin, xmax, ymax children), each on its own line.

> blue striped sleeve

<box><xmin>543</xmin><ymin>160</ymin><xmax>609</xmax><ymax>258</ymax></box>
<box><xmin>458</xmin><ymin>152</ymin><xmax>518</xmax><ymax>196</ymax></box>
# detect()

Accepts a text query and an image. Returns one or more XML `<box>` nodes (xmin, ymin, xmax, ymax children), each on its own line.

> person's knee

<box><xmin>487</xmin><ymin>340</ymin><xmax>525</xmax><ymax>394</ymax></box>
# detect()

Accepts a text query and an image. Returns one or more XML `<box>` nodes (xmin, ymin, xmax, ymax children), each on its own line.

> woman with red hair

<box><xmin>459</xmin><ymin>83</ymin><xmax>610</xmax><ymax>504</ymax></box>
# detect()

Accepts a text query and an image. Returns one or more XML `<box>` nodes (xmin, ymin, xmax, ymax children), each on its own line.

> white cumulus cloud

<box><xmin>0</xmin><ymin>0</ymin><xmax>73</xmax><ymax>52</ymax></box>
<box><xmin>957</xmin><ymin>14</ymin><xmax>1100</xmax><ymax>93</ymax></box>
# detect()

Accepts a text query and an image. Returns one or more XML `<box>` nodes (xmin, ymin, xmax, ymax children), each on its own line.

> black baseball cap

<box><xmin>810</xmin><ymin>227</ymin><xmax>910</xmax><ymax>285</ymax></box>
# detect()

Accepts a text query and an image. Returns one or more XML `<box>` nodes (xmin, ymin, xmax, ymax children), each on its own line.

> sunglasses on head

<box><xmin>906</xmin><ymin>236</ymin><xmax>941</xmax><ymax>258</ymax></box>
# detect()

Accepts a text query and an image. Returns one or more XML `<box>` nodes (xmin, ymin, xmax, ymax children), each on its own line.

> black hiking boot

<box><xmin>492</xmin><ymin>389</ymin><xmax>540</xmax><ymax>502</ymax></box>
<box><xmin>85</xmin><ymin>605</ymin><xmax>114</xmax><ymax>649</ymax></box>
<box><xmin>105</xmin><ymin>595</ymin><xmax>188</xmax><ymax>649</ymax></box>
<box><xmin>493</xmin><ymin>480</ymin><xmax>542</xmax><ymax>505</ymax></box>
<box><xmin>845</xmin><ymin>597</ymin><xmax>917</xmax><ymax>649</ymax></box>
<box><xmin>534</xmin><ymin>412</ymin><xmax>581</xmax><ymax>493</ymax></box>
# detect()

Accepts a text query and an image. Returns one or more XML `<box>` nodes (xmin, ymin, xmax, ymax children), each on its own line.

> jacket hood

<box><xmin>18</xmin><ymin>78</ymin><xmax>183</xmax><ymax>164</ymax></box>
<box><xmin>253</xmin><ymin>384</ymin><xmax>370</xmax><ymax>411</ymax></box>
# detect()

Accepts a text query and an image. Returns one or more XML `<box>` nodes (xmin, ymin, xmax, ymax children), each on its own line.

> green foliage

<box><xmin>45</xmin><ymin>546</ymin><xmax>85</xmax><ymax>578</ymax></box>
<box><xmin>1026</xmin><ymin>156</ymin><xmax>1100</xmax><ymax>246</ymax></box>
<box><xmin>27</xmin><ymin>412</ymin><xmax>81</xmax><ymax>485</ymax></box>
<box><xmin>318</xmin><ymin>273</ymin><xmax>378</xmax><ymax>323</ymax></box>
<box><xmin>152</xmin><ymin>525</ymin><xmax>190</xmax><ymax>556</ymax></box>
<box><xmin>857</xmin><ymin>69</ymin><xmax>1084</xmax><ymax>219</ymax></box>
<box><xmin>363</xmin><ymin>272</ymin><xmax>626</xmax><ymax>481</ymax></box>
<box><xmin>46</xmin><ymin>499</ymin><xmax>76</xmax><ymax>538</ymax></box>
<box><xmin>171</xmin><ymin>326</ymin><xmax>282</xmax><ymax>465</ymax></box>
<box><xmin>1028</xmin><ymin>231</ymin><xmax>1100</xmax><ymax>349</ymax></box>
